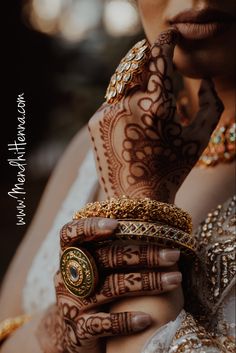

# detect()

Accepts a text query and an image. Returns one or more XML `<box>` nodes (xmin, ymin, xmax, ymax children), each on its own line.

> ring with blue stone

<box><xmin>60</xmin><ymin>247</ymin><xmax>98</xmax><ymax>298</ymax></box>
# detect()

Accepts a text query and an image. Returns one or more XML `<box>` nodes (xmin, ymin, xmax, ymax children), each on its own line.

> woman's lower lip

<box><xmin>174</xmin><ymin>22</ymin><xmax>231</xmax><ymax>40</ymax></box>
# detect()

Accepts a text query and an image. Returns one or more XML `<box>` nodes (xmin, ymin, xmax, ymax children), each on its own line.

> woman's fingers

<box><xmin>144</xmin><ymin>28</ymin><xmax>179</xmax><ymax>118</ymax></box>
<box><xmin>76</xmin><ymin>311</ymin><xmax>151</xmax><ymax>342</ymax></box>
<box><xmin>55</xmin><ymin>273</ymin><xmax>152</xmax><ymax>346</ymax></box>
<box><xmin>147</xmin><ymin>28</ymin><xmax>178</xmax><ymax>91</ymax></box>
<box><xmin>60</xmin><ymin>218</ymin><xmax>118</xmax><ymax>250</ymax></box>
<box><xmin>55</xmin><ymin>269</ymin><xmax>182</xmax><ymax>311</ymax></box>
<box><xmin>149</xmin><ymin>28</ymin><xmax>179</xmax><ymax>75</ymax></box>
<box><xmin>94</xmin><ymin>244</ymin><xmax>180</xmax><ymax>270</ymax></box>
<box><xmin>98</xmin><ymin>271</ymin><xmax>182</xmax><ymax>301</ymax></box>
<box><xmin>197</xmin><ymin>79</ymin><xmax>224</xmax><ymax>128</ymax></box>
<box><xmin>185</xmin><ymin>79</ymin><xmax>224</xmax><ymax>151</ymax></box>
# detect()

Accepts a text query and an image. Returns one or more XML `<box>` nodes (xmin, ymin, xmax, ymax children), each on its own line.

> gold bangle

<box><xmin>0</xmin><ymin>315</ymin><xmax>31</xmax><ymax>343</ymax></box>
<box><xmin>74</xmin><ymin>196</ymin><xmax>192</xmax><ymax>234</ymax></box>
<box><xmin>115</xmin><ymin>220</ymin><xmax>197</xmax><ymax>255</ymax></box>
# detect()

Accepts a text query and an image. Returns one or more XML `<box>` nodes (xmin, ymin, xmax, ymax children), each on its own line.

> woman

<box><xmin>0</xmin><ymin>0</ymin><xmax>235</xmax><ymax>352</ymax></box>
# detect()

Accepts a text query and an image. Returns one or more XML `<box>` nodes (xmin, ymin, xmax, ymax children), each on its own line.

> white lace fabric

<box><xmin>141</xmin><ymin>310</ymin><xmax>186</xmax><ymax>353</ymax></box>
<box><xmin>22</xmin><ymin>150</ymin><xmax>98</xmax><ymax>314</ymax></box>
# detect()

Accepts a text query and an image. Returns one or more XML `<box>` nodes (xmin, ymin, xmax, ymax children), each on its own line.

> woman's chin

<box><xmin>173</xmin><ymin>48</ymin><xmax>235</xmax><ymax>80</ymax></box>
<box><xmin>175</xmin><ymin>64</ymin><xmax>214</xmax><ymax>79</ymax></box>
<box><xmin>174</xmin><ymin>56</ymin><xmax>221</xmax><ymax>79</ymax></box>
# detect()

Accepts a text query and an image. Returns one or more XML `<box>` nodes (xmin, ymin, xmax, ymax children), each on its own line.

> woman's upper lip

<box><xmin>169</xmin><ymin>9</ymin><xmax>236</xmax><ymax>24</ymax></box>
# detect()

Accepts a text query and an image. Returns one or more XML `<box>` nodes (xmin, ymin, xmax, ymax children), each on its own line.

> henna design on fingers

<box><xmin>100</xmin><ymin>271</ymin><xmax>165</xmax><ymax>298</ymax></box>
<box><xmin>94</xmin><ymin>243</ymin><xmax>161</xmax><ymax>269</ymax></box>
<box><xmin>155</xmin><ymin>28</ymin><xmax>179</xmax><ymax>46</ymax></box>
<box><xmin>110</xmin><ymin>312</ymin><xmax>133</xmax><ymax>335</ymax></box>
<box><xmin>141</xmin><ymin>272</ymin><xmax>163</xmax><ymax>292</ymax></box>
<box><xmin>53</xmin><ymin>272</ymin><xmax>153</xmax><ymax>351</ymax></box>
<box><xmin>76</xmin><ymin>312</ymin><xmax>134</xmax><ymax>340</ymax></box>
<box><xmin>56</xmin><ymin>267</ymin><xmax>174</xmax><ymax>311</ymax></box>
<box><xmin>60</xmin><ymin>218</ymin><xmax>117</xmax><ymax>250</ymax></box>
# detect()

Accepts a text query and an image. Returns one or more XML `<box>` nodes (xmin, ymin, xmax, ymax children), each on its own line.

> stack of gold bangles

<box><xmin>60</xmin><ymin>196</ymin><xmax>196</xmax><ymax>299</ymax></box>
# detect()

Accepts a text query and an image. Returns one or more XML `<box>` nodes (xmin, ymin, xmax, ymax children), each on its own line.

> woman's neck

<box><xmin>183</xmin><ymin>76</ymin><xmax>235</xmax><ymax>125</ymax></box>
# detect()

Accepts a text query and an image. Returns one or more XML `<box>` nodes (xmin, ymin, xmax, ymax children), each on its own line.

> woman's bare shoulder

<box><xmin>0</xmin><ymin>125</ymin><xmax>91</xmax><ymax>319</ymax></box>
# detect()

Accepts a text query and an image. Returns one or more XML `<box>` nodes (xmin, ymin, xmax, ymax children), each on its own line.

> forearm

<box><xmin>0</xmin><ymin>305</ymin><xmax>63</xmax><ymax>353</ymax></box>
<box><xmin>107</xmin><ymin>286</ymin><xmax>184</xmax><ymax>353</ymax></box>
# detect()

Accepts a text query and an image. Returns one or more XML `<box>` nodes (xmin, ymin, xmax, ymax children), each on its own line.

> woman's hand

<box><xmin>44</xmin><ymin>217</ymin><xmax>182</xmax><ymax>353</ymax></box>
<box><xmin>88</xmin><ymin>29</ymin><xmax>223</xmax><ymax>203</ymax></box>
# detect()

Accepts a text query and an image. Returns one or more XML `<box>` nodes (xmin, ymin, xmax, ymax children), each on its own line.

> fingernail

<box><xmin>160</xmin><ymin>249</ymin><xmax>180</xmax><ymax>262</ymax></box>
<box><xmin>162</xmin><ymin>272</ymin><xmax>182</xmax><ymax>285</ymax></box>
<box><xmin>98</xmin><ymin>218</ymin><xmax>118</xmax><ymax>231</ymax></box>
<box><xmin>131</xmin><ymin>313</ymin><xmax>152</xmax><ymax>331</ymax></box>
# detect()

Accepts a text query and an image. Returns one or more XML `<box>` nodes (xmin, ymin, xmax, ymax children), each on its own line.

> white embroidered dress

<box><xmin>22</xmin><ymin>150</ymin><xmax>236</xmax><ymax>352</ymax></box>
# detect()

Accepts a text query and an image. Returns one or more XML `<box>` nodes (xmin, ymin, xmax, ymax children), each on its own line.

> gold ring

<box><xmin>60</xmin><ymin>247</ymin><xmax>98</xmax><ymax>298</ymax></box>
<box><xmin>105</xmin><ymin>39</ymin><xmax>150</xmax><ymax>104</ymax></box>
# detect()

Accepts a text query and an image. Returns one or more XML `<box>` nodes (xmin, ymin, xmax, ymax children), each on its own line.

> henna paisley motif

<box><xmin>88</xmin><ymin>28</ymin><xmax>223</xmax><ymax>202</ymax></box>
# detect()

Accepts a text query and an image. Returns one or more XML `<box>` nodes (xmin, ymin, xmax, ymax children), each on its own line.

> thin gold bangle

<box><xmin>0</xmin><ymin>314</ymin><xmax>31</xmax><ymax>343</ymax></box>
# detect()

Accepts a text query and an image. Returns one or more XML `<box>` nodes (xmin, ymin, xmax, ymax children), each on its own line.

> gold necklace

<box><xmin>197</xmin><ymin>119</ymin><xmax>236</xmax><ymax>167</ymax></box>
<box><xmin>177</xmin><ymin>91</ymin><xmax>236</xmax><ymax>168</ymax></box>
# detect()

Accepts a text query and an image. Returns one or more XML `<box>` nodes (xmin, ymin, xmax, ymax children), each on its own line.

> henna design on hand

<box><xmin>60</xmin><ymin>218</ymin><xmax>117</xmax><ymax>250</ymax></box>
<box><xmin>76</xmin><ymin>312</ymin><xmax>134</xmax><ymax>340</ymax></box>
<box><xmin>94</xmin><ymin>243</ymin><xmax>161</xmax><ymax>269</ymax></box>
<box><xmin>53</xmin><ymin>272</ymin><xmax>153</xmax><ymax>351</ymax></box>
<box><xmin>100</xmin><ymin>271</ymin><xmax>164</xmax><ymax>298</ymax></box>
<box><xmin>55</xmin><ymin>265</ymin><xmax>179</xmax><ymax>313</ymax></box>
<box><xmin>88</xmin><ymin>29</ymin><xmax>223</xmax><ymax>202</ymax></box>
<box><xmin>36</xmin><ymin>305</ymin><xmax>68</xmax><ymax>353</ymax></box>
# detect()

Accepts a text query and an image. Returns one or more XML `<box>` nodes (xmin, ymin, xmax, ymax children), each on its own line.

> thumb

<box><xmin>195</xmin><ymin>78</ymin><xmax>224</xmax><ymax>136</ymax></box>
<box><xmin>146</xmin><ymin>28</ymin><xmax>179</xmax><ymax>109</ymax></box>
<box><xmin>185</xmin><ymin>79</ymin><xmax>224</xmax><ymax>159</ymax></box>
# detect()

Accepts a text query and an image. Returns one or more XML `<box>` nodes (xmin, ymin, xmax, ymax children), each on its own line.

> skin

<box><xmin>1</xmin><ymin>0</ymin><xmax>235</xmax><ymax>352</ymax></box>
<box><xmin>99</xmin><ymin>1</ymin><xmax>235</xmax><ymax>352</ymax></box>
<box><xmin>88</xmin><ymin>30</ymin><xmax>223</xmax><ymax>203</ymax></box>
<box><xmin>1</xmin><ymin>217</ymin><xmax>182</xmax><ymax>353</ymax></box>
<box><xmin>138</xmin><ymin>0</ymin><xmax>236</xmax><ymax>80</ymax></box>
